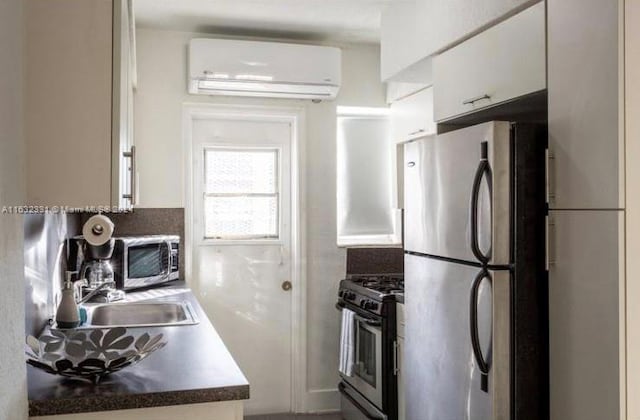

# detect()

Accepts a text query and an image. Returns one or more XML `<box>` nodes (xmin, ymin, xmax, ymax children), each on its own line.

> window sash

<box><xmin>202</xmin><ymin>147</ymin><xmax>281</xmax><ymax>241</ymax></box>
<box><xmin>204</xmin><ymin>147</ymin><xmax>279</xmax><ymax>195</ymax></box>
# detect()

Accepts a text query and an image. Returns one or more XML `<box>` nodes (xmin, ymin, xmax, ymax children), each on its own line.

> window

<box><xmin>203</xmin><ymin>147</ymin><xmax>279</xmax><ymax>240</ymax></box>
<box><xmin>336</xmin><ymin>107</ymin><xmax>401</xmax><ymax>246</ymax></box>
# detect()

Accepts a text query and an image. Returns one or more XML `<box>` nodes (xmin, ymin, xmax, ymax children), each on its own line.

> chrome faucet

<box><xmin>65</xmin><ymin>271</ymin><xmax>124</xmax><ymax>304</ymax></box>
<box><xmin>76</xmin><ymin>280</ymin><xmax>118</xmax><ymax>304</ymax></box>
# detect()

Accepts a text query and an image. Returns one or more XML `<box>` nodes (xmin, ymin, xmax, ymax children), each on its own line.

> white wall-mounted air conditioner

<box><xmin>188</xmin><ymin>39</ymin><xmax>342</xmax><ymax>100</ymax></box>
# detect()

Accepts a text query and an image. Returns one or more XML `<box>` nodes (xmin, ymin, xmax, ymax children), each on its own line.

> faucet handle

<box><xmin>71</xmin><ymin>277</ymin><xmax>88</xmax><ymax>303</ymax></box>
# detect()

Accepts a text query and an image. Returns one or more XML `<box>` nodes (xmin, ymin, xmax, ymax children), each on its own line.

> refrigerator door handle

<box><xmin>470</xmin><ymin>141</ymin><xmax>493</xmax><ymax>264</ymax></box>
<box><xmin>470</xmin><ymin>268</ymin><xmax>492</xmax><ymax>393</ymax></box>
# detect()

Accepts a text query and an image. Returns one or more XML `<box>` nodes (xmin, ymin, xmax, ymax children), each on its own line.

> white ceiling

<box><xmin>134</xmin><ymin>0</ymin><xmax>395</xmax><ymax>44</ymax></box>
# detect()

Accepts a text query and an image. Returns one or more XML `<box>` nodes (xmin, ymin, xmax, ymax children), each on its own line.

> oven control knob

<box><xmin>338</xmin><ymin>290</ymin><xmax>344</xmax><ymax>298</ymax></box>
<box><xmin>346</xmin><ymin>292</ymin><xmax>356</xmax><ymax>301</ymax></box>
<box><xmin>362</xmin><ymin>300</ymin><xmax>378</xmax><ymax>311</ymax></box>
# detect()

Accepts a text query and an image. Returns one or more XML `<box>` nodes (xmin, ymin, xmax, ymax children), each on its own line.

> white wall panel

<box><xmin>0</xmin><ymin>0</ymin><xmax>27</xmax><ymax>418</ymax></box>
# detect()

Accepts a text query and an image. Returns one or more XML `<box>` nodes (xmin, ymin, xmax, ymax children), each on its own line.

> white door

<box><xmin>191</xmin><ymin>116</ymin><xmax>293</xmax><ymax>415</ymax></box>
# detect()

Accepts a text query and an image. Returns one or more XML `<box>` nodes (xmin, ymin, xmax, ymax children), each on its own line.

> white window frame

<box><xmin>201</xmin><ymin>145</ymin><xmax>283</xmax><ymax>242</ymax></box>
<box><xmin>336</xmin><ymin>107</ymin><xmax>402</xmax><ymax>247</ymax></box>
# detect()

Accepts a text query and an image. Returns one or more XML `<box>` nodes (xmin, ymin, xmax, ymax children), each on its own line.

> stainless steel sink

<box><xmin>82</xmin><ymin>301</ymin><xmax>199</xmax><ymax>328</ymax></box>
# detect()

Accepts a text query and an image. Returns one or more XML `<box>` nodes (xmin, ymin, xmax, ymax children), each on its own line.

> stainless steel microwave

<box><xmin>111</xmin><ymin>235</ymin><xmax>180</xmax><ymax>290</ymax></box>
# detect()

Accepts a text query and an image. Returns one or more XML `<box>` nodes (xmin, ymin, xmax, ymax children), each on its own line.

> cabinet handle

<box><xmin>463</xmin><ymin>94</ymin><xmax>491</xmax><ymax>105</ymax></box>
<box><xmin>122</xmin><ymin>145</ymin><xmax>137</xmax><ymax>205</ymax></box>
<box><xmin>546</xmin><ymin>215</ymin><xmax>556</xmax><ymax>270</ymax></box>
<box><xmin>393</xmin><ymin>340</ymin><xmax>399</xmax><ymax>375</ymax></box>
<box><xmin>408</xmin><ymin>129</ymin><xmax>426</xmax><ymax>137</ymax></box>
<box><xmin>130</xmin><ymin>145</ymin><xmax>137</xmax><ymax>205</ymax></box>
<box><xmin>546</xmin><ymin>149</ymin><xmax>555</xmax><ymax>207</ymax></box>
<box><xmin>407</xmin><ymin>161</ymin><xmax>416</xmax><ymax>168</ymax></box>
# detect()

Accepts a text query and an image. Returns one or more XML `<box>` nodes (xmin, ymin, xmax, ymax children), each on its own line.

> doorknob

<box><xmin>281</xmin><ymin>281</ymin><xmax>292</xmax><ymax>291</ymax></box>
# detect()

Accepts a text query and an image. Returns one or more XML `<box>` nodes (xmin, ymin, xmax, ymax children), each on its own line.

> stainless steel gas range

<box><xmin>337</xmin><ymin>274</ymin><xmax>403</xmax><ymax>420</ymax></box>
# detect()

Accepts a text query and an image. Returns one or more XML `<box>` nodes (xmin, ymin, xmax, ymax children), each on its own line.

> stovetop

<box><xmin>345</xmin><ymin>273</ymin><xmax>404</xmax><ymax>295</ymax></box>
<box><xmin>338</xmin><ymin>273</ymin><xmax>404</xmax><ymax>316</ymax></box>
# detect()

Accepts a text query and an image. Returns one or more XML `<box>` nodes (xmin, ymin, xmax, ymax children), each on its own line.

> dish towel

<box><xmin>339</xmin><ymin>308</ymin><xmax>356</xmax><ymax>377</ymax></box>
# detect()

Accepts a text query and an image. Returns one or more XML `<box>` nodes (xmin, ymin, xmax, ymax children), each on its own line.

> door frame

<box><xmin>182</xmin><ymin>103</ymin><xmax>307</xmax><ymax>412</ymax></box>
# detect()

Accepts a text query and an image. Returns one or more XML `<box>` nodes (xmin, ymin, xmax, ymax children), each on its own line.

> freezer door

<box><xmin>404</xmin><ymin>122</ymin><xmax>511</xmax><ymax>265</ymax></box>
<box><xmin>404</xmin><ymin>254</ymin><xmax>511</xmax><ymax>420</ymax></box>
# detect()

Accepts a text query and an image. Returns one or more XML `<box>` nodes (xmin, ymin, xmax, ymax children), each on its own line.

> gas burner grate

<box><xmin>346</xmin><ymin>274</ymin><xmax>404</xmax><ymax>294</ymax></box>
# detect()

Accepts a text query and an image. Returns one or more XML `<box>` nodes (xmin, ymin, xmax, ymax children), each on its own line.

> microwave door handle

<box><xmin>164</xmin><ymin>240</ymin><xmax>173</xmax><ymax>275</ymax></box>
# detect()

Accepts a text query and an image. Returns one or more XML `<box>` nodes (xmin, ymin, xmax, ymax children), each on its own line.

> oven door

<box><xmin>341</xmin><ymin>311</ymin><xmax>383</xmax><ymax>409</ymax></box>
<box><xmin>340</xmin><ymin>381</ymin><xmax>387</xmax><ymax>420</ymax></box>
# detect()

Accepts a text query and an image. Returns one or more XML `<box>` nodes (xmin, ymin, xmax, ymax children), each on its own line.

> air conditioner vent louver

<box><xmin>188</xmin><ymin>39</ymin><xmax>342</xmax><ymax>100</ymax></box>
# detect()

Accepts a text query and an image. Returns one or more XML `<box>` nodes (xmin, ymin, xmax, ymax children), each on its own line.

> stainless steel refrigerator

<box><xmin>403</xmin><ymin>121</ymin><xmax>548</xmax><ymax>420</ymax></box>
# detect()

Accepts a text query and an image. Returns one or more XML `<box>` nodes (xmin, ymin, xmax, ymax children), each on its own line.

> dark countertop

<box><xmin>28</xmin><ymin>283</ymin><xmax>249</xmax><ymax>417</ymax></box>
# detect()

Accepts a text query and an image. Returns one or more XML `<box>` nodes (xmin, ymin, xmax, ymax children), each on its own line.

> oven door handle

<box><xmin>335</xmin><ymin>302</ymin><xmax>382</xmax><ymax>327</ymax></box>
<box><xmin>355</xmin><ymin>314</ymin><xmax>382</xmax><ymax>327</ymax></box>
<box><xmin>338</xmin><ymin>382</ymin><xmax>385</xmax><ymax>420</ymax></box>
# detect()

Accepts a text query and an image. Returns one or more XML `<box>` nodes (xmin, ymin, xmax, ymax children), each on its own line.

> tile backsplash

<box><xmin>346</xmin><ymin>247</ymin><xmax>404</xmax><ymax>275</ymax></box>
<box><xmin>24</xmin><ymin>208</ymin><xmax>186</xmax><ymax>336</ymax></box>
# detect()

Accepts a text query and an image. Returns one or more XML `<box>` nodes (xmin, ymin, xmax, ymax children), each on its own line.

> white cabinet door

<box><xmin>433</xmin><ymin>1</ymin><xmax>545</xmax><ymax>122</ymax></box>
<box><xmin>26</xmin><ymin>0</ymin><xmax>113</xmax><ymax>207</ymax></box>
<box><xmin>26</xmin><ymin>0</ymin><xmax>137</xmax><ymax>209</ymax></box>
<box><xmin>390</xmin><ymin>87</ymin><xmax>435</xmax><ymax>144</ymax></box>
<box><xmin>32</xmin><ymin>401</ymin><xmax>243</xmax><ymax>420</ymax></box>
<box><xmin>548</xmin><ymin>0</ymin><xmax>622</xmax><ymax>209</ymax></box>
<box><xmin>415</xmin><ymin>0</ymin><xmax>536</xmax><ymax>60</ymax></box>
<box><xmin>112</xmin><ymin>0</ymin><xmax>137</xmax><ymax>209</ymax></box>
<box><xmin>549</xmin><ymin>210</ymin><xmax>622</xmax><ymax>420</ymax></box>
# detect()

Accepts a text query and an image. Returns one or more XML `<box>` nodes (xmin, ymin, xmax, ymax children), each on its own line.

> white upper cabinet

<box><xmin>390</xmin><ymin>87</ymin><xmax>435</xmax><ymax>144</ymax></box>
<box><xmin>415</xmin><ymin>0</ymin><xmax>537</xmax><ymax>59</ymax></box>
<box><xmin>433</xmin><ymin>2</ymin><xmax>546</xmax><ymax>122</ymax></box>
<box><xmin>381</xmin><ymin>0</ymin><xmax>538</xmax><ymax>82</ymax></box>
<box><xmin>26</xmin><ymin>0</ymin><xmax>113</xmax><ymax>208</ymax></box>
<box><xmin>112</xmin><ymin>0</ymin><xmax>138</xmax><ymax>209</ymax></box>
<box><xmin>548</xmin><ymin>0</ymin><xmax>623</xmax><ymax>209</ymax></box>
<box><xmin>25</xmin><ymin>0</ymin><xmax>136</xmax><ymax>209</ymax></box>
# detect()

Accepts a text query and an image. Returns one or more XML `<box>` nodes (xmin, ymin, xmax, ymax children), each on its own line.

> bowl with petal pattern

<box><xmin>25</xmin><ymin>327</ymin><xmax>166</xmax><ymax>384</ymax></box>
